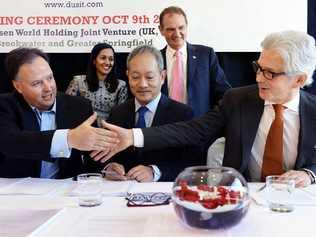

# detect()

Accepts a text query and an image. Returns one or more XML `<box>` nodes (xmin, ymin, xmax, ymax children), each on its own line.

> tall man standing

<box><xmin>0</xmin><ymin>47</ymin><xmax>115</xmax><ymax>178</ymax></box>
<box><xmin>159</xmin><ymin>6</ymin><xmax>231</xmax><ymax>117</ymax></box>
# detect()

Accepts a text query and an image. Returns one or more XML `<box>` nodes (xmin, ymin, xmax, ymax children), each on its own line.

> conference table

<box><xmin>0</xmin><ymin>177</ymin><xmax>316</xmax><ymax>237</ymax></box>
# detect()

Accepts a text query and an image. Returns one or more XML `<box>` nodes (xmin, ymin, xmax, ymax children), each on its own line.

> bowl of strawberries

<box><xmin>172</xmin><ymin>166</ymin><xmax>250</xmax><ymax>229</ymax></box>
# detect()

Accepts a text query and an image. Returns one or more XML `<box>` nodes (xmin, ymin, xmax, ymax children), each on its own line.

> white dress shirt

<box><xmin>166</xmin><ymin>43</ymin><xmax>188</xmax><ymax>103</ymax></box>
<box><xmin>249</xmin><ymin>92</ymin><xmax>300</xmax><ymax>181</ymax></box>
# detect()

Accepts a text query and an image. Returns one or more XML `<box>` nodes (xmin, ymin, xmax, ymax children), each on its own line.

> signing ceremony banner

<box><xmin>0</xmin><ymin>0</ymin><xmax>307</xmax><ymax>52</ymax></box>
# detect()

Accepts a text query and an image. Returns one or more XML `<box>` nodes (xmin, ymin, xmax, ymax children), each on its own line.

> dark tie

<box><xmin>135</xmin><ymin>106</ymin><xmax>148</xmax><ymax>128</ymax></box>
<box><xmin>261</xmin><ymin>104</ymin><xmax>284</xmax><ymax>181</ymax></box>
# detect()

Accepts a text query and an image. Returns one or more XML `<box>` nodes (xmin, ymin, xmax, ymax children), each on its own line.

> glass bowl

<box><xmin>172</xmin><ymin>166</ymin><xmax>250</xmax><ymax>229</ymax></box>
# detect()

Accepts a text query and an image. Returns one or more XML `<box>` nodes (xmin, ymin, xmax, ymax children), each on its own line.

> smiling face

<box><xmin>94</xmin><ymin>48</ymin><xmax>114</xmax><ymax>80</ymax></box>
<box><xmin>256</xmin><ymin>49</ymin><xmax>305</xmax><ymax>104</ymax></box>
<box><xmin>127</xmin><ymin>52</ymin><xmax>165</xmax><ymax>105</ymax></box>
<box><xmin>159</xmin><ymin>13</ymin><xmax>187</xmax><ymax>50</ymax></box>
<box><xmin>13</xmin><ymin>56</ymin><xmax>57</xmax><ymax>111</ymax></box>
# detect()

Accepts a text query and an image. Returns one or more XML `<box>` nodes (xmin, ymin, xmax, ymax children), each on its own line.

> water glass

<box><xmin>77</xmin><ymin>173</ymin><xmax>103</xmax><ymax>207</ymax></box>
<box><xmin>266</xmin><ymin>175</ymin><xmax>295</xmax><ymax>212</ymax></box>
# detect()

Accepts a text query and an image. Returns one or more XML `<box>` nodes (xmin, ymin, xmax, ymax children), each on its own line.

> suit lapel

<box><xmin>187</xmin><ymin>43</ymin><xmax>198</xmax><ymax>91</ymax></box>
<box><xmin>55</xmin><ymin>93</ymin><xmax>71</xmax><ymax>128</ymax></box>
<box><xmin>16</xmin><ymin>92</ymin><xmax>40</xmax><ymax>131</ymax></box>
<box><xmin>127</xmin><ymin>100</ymin><xmax>136</xmax><ymax>128</ymax></box>
<box><xmin>161</xmin><ymin>47</ymin><xmax>169</xmax><ymax>96</ymax></box>
<box><xmin>295</xmin><ymin>92</ymin><xmax>316</xmax><ymax>168</ymax></box>
<box><xmin>240</xmin><ymin>87</ymin><xmax>264</xmax><ymax>171</ymax></box>
<box><xmin>151</xmin><ymin>95</ymin><xmax>167</xmax><ymax>126</ymax></box>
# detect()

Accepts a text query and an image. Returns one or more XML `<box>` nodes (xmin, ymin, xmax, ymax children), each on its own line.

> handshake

<box><xmin>67</xmin><ymin>112</ymin><xmax>134</xmax><ymax>163</ymax></box>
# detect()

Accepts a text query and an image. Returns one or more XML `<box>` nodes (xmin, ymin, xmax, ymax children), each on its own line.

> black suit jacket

<box><xmin>106</xmin><ymin>94</ymin><xmax>204</xmax><ymax>181</ymax></box>
<box><xmin>0</xmin><ymin>91</ymin><xmax>93</xmax><ymax>178</ymax></box>
<box><xmin>161</xmin><ymin>43</ymin><xmax>231</xmax><ymax>117</ymax></box>
<box><xmin>143</xmin><ymin>85</ymin><xmax>316</xmax><ymax>180</ymax></box>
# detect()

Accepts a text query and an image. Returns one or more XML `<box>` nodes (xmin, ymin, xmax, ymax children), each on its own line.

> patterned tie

<box><xmin>261</xmin><ymin>104</ymin><xmax>284</xmax><ymax>181</ymax></box>
<box><xmin>170</xmin><ymin>50</ymin><xmax>184</xmax><ymax>103</ymax></box>
<box><xmin>135</xmin><ymin>106</ymin><xmax>148</xmax><ymax>128</ymax></box>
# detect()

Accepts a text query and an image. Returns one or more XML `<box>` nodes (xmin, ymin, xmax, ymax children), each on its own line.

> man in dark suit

<box><xmin>158</xmin><ymin>6</ymin><xmax>231</xmax><ymax>117</ymax></box>
<box><xmin>102</xmin><ymin>45</ymin><xmax>203</xmax><ymax>182</ymax></box>
<box><xmin>0</xmin><ymin>48</ymin><xmax>115</xmax><ymax>178</ymax></box>
<box><xmin>98</xmin><ymin>31</ymin><xmax>316</xmax><ymax>187</ymax></box>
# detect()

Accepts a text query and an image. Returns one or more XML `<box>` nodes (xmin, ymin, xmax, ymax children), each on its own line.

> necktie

<box><xmin>261</xmin><ymin>104</ymin><xmax>284</xmax><ymax>181</ymax></box>
<box><xmin>135</xmin><ymin>106</ymin><xmax>148</xmax><ymax>128</ymax></box>
<box><xmin>170</xmin><ymin>50</ymin><xmax>184</xmax><ymax>103</ymax></box>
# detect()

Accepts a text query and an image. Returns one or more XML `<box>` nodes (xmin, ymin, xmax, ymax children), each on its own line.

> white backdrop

<box><xmin>0</xmin><ymin>0</ymin><xmax>307</xmax><ymax>52</ymax></box>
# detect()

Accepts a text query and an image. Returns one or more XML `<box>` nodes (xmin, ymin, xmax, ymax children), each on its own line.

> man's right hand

<box><xmin>67</xmin><ymin>112</ymin><xmax>118</xmax><ymax>151</ymax></box>
<box><xmin>90</xmin><ymin>120</ymin><xmax>134</xmax><ymax>163</ymax></box>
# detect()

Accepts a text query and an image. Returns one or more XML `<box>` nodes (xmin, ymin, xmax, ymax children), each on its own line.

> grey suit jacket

<box><xmin>143</xmin><ymin>85</ymin><xmax>316</xmax><ymax>180</ymax></box>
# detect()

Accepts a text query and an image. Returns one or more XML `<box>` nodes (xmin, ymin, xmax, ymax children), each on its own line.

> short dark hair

<box><xmin>86</xmin><ymin>43</ymin><xmax>118</xmax><ymax>93</ymax></box>
<box><xmin>159</xmin><ymin>6</ymin><xmax>188</xmax><ymax>27</ymax></box>
<box><xmin>5</xmin><ymin>47</ymin><xmax>49</xmax><ymax>81</ymax></box>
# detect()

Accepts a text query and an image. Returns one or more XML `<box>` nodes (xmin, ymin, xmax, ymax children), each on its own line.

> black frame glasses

<box><xmin>126</xmin><ymin>192</ymin><xmax>171</xmax><ymax>207</ymax></box>
<box><xmin>252</xmin><ymin>61</ymin><xmax>287</xmax><ymax>80</ymax></box>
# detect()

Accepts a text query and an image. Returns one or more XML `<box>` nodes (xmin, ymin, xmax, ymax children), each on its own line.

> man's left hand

<box><xmin>126</xmin><ymin>165</ymin><xmax>154</xmax><ymax>182</ymax></box>
<box><xmin>281</xmin><ymin>170</ymin><xmax>311</xmax><ymax>187</ymax></box>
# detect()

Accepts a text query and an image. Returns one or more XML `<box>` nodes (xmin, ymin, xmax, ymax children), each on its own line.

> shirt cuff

<box><xmin>301</xmin><ymin>168</ymin><xmax>316</xmax><ymax>184</ymax></box>
<box><xmin>50</xmin><ymin>129</ymin><xmax>72</xmax><ymax>158</ymax></box>
<box><xmin>150</xmin><ymin>165</ymin><xmax>161</xmax><ymax>182</ymax></box>
<box><xmin>132</xmin><ymin>128</ymin><xmax>144</xmax><ymax>147</ymax></box>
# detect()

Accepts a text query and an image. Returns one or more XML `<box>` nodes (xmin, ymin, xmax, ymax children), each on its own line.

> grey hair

<box><xmin>127</xmin><ymin>45</ymin><xmax>164</xmax><ymax>71</ymax></box>
<box><xmin>261</xmin><ymin>31</ymin><xmax>316</xmax><ymax>86</ymax></box>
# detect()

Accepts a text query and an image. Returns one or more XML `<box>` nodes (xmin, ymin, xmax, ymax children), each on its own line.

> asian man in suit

<box><xmin>0</xmin><ymin>47</ymin><xmax>116</xmax><ymax>178</ymax></box>
<box><xmin>101</xmin><ymin>45</ymin><xmax>203</xmax><ymax>182</ymax></box>
<box><xmin>158</xmin><ymin>6</ymin><xmax>231</xmax><ymax>117</ymax></box>
<box><xmin>98</xmin><ymin>31</ymin><xmax>316</xmax><ymax>188</ymax></box>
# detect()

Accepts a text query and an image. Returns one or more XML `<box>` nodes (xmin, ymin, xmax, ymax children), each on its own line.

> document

<box><xmin>0</xmin><ymin>209</ymin><xmax>60</xmax><ymax>237</ymax></box>
<box><xmin>69</xmin><ymin>179</ymin><xmax>135</xmax><ymax>197</ymax></box>
<box><xmin>0</xmin><ymin>178</ymin><xmax>71</xmax><ymax>195</ymax></box>
<box><xmin>0</xmin><ymin>178</ymin><xmax>24</xmax><ymax>189</ymax></box>
<box><xmin>128</xmin><ymin>182</ymin><xmax>173</xmax><ymax>194</ymax></box>
<box><xmin>251</xmin><ymin>186</ymin><xmax>316</xmax><ymax>206</ymax></box>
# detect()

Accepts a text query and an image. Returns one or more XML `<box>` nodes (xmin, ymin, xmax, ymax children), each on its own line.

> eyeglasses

<box><xmin>252</xmin><ymin>61</ymin><xmax>287</xmax><ymax>80</ymax></box>
<box><xmin>126</xmin><ymin>192</ymin><xmax>171</xmax><ymax>207</ymax></box>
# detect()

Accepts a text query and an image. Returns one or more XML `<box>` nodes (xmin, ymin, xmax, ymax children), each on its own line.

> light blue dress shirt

<box><xmin>134</xmin><ymin>93</ymin><xmax>162</xmax><ymax>181</ymax></box>
<box><xmin>32</xmin><ymin>101</ymin><xmax>71</xmax><ymax>178</ymax></box>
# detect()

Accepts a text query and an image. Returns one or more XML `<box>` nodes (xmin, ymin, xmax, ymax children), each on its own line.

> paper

<box><xmin>0</xmin><ymin>209</ymin><xmax>60</xmax><ymax>237</ymax></box>
<box><xmin>29</xmin><ymin>205</ymin><xmax>150</xmax><ymax>237</ymax></box>
<box><xmin>128</xmin><ymin>182</ymin><xmax>173</xmax><ymax>194</ymax></box>
<box><xmin>0</xmin><ymin>178</ymin><xmax>25</xmax><ymax>189</ymax></box>
<box><xmin>0</xmin><ymin>178</ymin><xmax>71</xmax><ymax>195</ymax></box>
<box><xmin>69</xmin><ymin>179</ymin><xmax>134</xmax><ymax>197</ymax></box>
<box><xmin>251</xmin><ymin>187</ymin><xmax>316</xmax><ymax>206</ymax></box>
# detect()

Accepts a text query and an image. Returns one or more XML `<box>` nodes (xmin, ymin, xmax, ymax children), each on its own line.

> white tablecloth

<box><xmin>0</xmin><ymin>178</ymin><xmax>316</xmax><ymax>237</ymax></box>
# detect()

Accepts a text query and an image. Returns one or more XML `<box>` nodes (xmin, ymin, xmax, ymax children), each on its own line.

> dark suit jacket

<box><xmin>105</xmin><ymin>94</ymin><xmax>204</xmax><ymax>181</ymax></box>
<box><xmin>143</xmin><ymin>85</ymin><xmax>316</xmax><ymax>180</ymax></box>
<box><xmin>161</xmin><ymin>43</ymin><xmax>231</xmax><ymax>117</ymax></box>
<box><xmin>0</xmin><ymin>91</ymin><xmax>93</xmax><ymax>178</ymax></box>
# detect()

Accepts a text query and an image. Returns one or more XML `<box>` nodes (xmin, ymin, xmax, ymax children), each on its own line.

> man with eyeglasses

<box><xmin>95</xmin><ymin>31</ymin><xmax>316</xmax><ymax>187</ymax></box>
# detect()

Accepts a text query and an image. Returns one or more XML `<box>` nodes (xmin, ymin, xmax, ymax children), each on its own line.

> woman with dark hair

<box><xmin>66</xmin><ymin>43</ymin><xmax>127</xmax><ymax>125</ymax></box>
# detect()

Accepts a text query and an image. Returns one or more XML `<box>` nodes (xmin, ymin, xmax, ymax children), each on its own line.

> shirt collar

<box><xmin>264</xmin><ymin>91</ymin><xmax>300</xmax><ymax>113</ymax></box>
<box><xmin>135</xmin><ymin>93</ymin><xmax>161</xmax><ymax>113</ymax></box>
<box><xmin>31</xmin><ymin>99</ymin><xmax>57</xmax><ymax>115</ymax></box>
<box><xmin>166</xmin><ymin>42</ymin><xmax>187</xmax><ymax>58</ymax></box>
